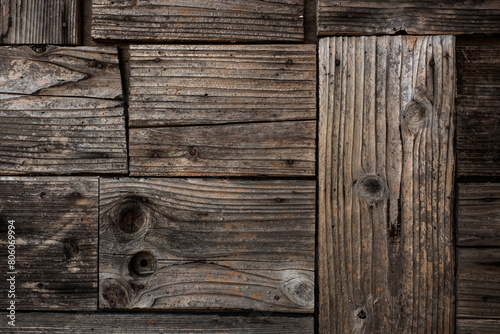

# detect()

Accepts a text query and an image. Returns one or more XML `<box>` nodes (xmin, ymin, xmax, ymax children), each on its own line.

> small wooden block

<box><xmin>99</xmin><ymin>178</ymin><xmax>315</xmax><ymax>312</ymax></box>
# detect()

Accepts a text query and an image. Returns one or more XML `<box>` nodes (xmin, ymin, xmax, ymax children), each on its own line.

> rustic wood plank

<box><xmin>0</xmin><ymin>0</ymin><xmax>79</xmax><ymax>45</ymax></box>
<box><xmin>457</xmin><ymin>248</ymin><xmax>500</xmax><ymax>319</ymax></box>
<box><xmin>457</xmin><ymin>319</ymin><xmax>500</xmax><ymax>334</ymax></box>
<box><xmin>0</xmin><ymin>312</ymin><xmax>314</xmax><ymax>333</ymax></box>
<box><xmin>0</xmin><ymin>177</ymin><xmax>98</xmax><ymax>310</ymax></box>
<box><xmin>317</xmin><ymin>1</ymin><xmax>500</xmax><ymax>36</ymax></box>
<box><xmin>129</xmin><ymin>121</ymin><xmax>315</xmax><ymax>177</ymax></box>
<box><xmin>457</xmin><ymin>42</ymin><xmax>500</xmax><ymax>177</ymax></box>
<box><xmin>458</xmin><ymin>183</ymin><xmax>500</xmax><ymax>247</ymax></box>
<box><xmin>99</xmin><ymin>178</ymin><xmax>315</xmax><ymax>312</ymax></box>
<box><xmin>318</xmin><ymin>36</ymin><xmax>456</xmax><ymax>333</ymax></box>
<box><xmin>129</xmin><ymin>45</ymin><xmax>316</xmax><ymax>126</ymax></box>
<box><xmin>92</xmin><ymin>0</ymin><xmax>304</xmax><ymax>42</ymax></box>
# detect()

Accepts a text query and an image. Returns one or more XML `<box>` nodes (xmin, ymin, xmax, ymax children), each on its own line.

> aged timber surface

<box><xmin>0</xmin><ymin>177</ymin><xmax>98</xmax><ymax>311</ymax></box>
<box><xmin>0</xmin><ymin>0</ymin><xmax>79</xmax><ymax>45</ymax></box>
<box><xmin>0</xmin><ymin>46</ymin><xmax>127</xmax><ymax>175</ymax></box>
<box><xmin>457</xmin><ymin>319</ymin><xmax>500</xmax><ymax>334</ymax></box>
<box><xmin>317</xmin><ymin>1</ymin><xmax>500</xmax><ymax>36</ymax></box>
<box><xmin>128</xmin><ymin>45</ymin><xmax>316</xmax><ymax>126</ymax></box>
<box><xmin>99</xmin><ymin>178</ymin><xmax>315</xmax><ymax>312</ymax></box>
<box><xmin>0</xmin><ymin>312</ymin><xmax>314</xmax><ymax>333</ymax></box>
<box><xmin>92</xmin><ymin>0</ymin><xmax>304</xmax><ymax>42</ymax></box>
<box><xmin>318</xmin><ymin>36</ymin><xmax>455</xmax><ymax>333</ymax></box>
<box><xmin>457</xmin><ymin>41</ymin><xmax>500</xmax><ymax>177</ymax></box>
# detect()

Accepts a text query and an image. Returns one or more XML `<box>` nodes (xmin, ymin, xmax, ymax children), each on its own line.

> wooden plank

<box><xmin>92</xmin><ymin>0</ymin><xmax>304</xmax><ymax>42</ymax></box>
<box><xmin>0</xmin><ymin>177</ymin><xmax>98</xmax><ymax>311</ymax></box>
<box><xmin>129</xmin><ymin>45</ymin><xmax>316</xmax><ymax>126</ymax></box>
<box><xmin>129</xmin><ymin>121</ymin><xmax>315</xmax><ymax>177</ymax></box>
<box><xmin>318</xmin><ymin>36</ymin><xmax>455</xmax><ymax>333</ymax></box>
<box><xmin>457</xmin><ymin>248</ymin><xmax>500</xmax><ymax>319</ymax></box>
<box><xmin>317</xmin><ymin>1</ymin><xmax>500</xmax><ymax>36</ymax></box>
<box><xmin>99</xmin><ymin>178</ymin><xmax>315</xmax><ymax>312</ymax></box>
<box><xmin>458</xmin><ymin>183</ymin><xmax>500</xmax><ymax>247</ymax></box>
<box><xmin>457</xmin><ymin>319</ymin><xmax>500</xmax><ymax>334</ymax></box>
<box><xmin>0</xmin><ymin>312</ymin><xmax>314</xmax><ymax>333</ymax></box>
<box><xmin>457</xmin><ymin>42</ymin><xmax>500</xmax><ymax>177</ymax></box>
<box><xmin>0</xmin><ymin>0</ymin><xmax>79</xmax><ymax>45</ymax></box>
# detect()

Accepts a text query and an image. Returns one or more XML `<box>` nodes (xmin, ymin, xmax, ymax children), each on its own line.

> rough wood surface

<box><xmin>318</xmin><ymin>36</ymin><xmax>456</xmax><ymax>333</ymax></box>
<box><xmin>457</xmin><ymin>248</ymin><xmax>500</xmax><ymax>319</ymax></box>
<box><xmin>0</xmin><ymin>177</ymin><xmax>98</xmax><ymax>311</ymax></box>
<box><xmin>457</xmin><ymin>42</ymin><xmax>500</xmax><ymax>177</ymax></box>
<box><xmin>99</xmin><ymin>178</ymin><xmax>315</xmax><ymax>312</ymax></box>
<box><xmin>129</xmin><ymin>121</ymin><xmax>315</xmax><ymax>177</ymax></box>
<box><xmin>92</xmin><ymin>0</ymin><xmax>304</xmax><ymax>42</ymax></box>
<box><xmin>129</xmin><ymin>45</ymin><xmax>316</xmax><ymax>126</ymax></box>
<box><xmin>458</xmin><ymin>183</ymin><xmax>500</xmax><ymax>247</ymax></box>
<box><xmin>0</xmin><ymin>312</ymin><xmax>313</xmax><ymax>333</ymax></box>
<box><xmin>0</xmin><ymin>0</ymin><xmax>79</xmax><ymax>44</ymax></box>
<box><xmin>457</xmin><ymin>319</ymin><xmax>500</xmax><ymax>334</ymax></box>
<box><xmin>317</xmin><ymin>1</ymin><xmax>500</xmax><ymax>36</ymax></box>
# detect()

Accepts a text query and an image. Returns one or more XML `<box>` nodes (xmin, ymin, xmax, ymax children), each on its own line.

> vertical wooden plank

<box><xmin>318</xmin><ymin>36</ymin><xmax>455</xmax><ymax>333</ymax></box>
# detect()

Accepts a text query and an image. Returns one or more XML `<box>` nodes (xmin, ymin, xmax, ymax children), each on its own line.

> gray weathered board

<box><xmin>0</xmin><ymin>0</ymin><xmax>79</xmax><ymax>45</ymax></box>
<box><xmin>128</xmin><ymin>45</ymin><xmax>316</xmax><ymax>126</ymax></box>
<box><xmin>0</xmin><ymin>312</ymin><xmax>313</xmax><ymax>333</ymax></box>
<box><xmin>317</xmin><ymin>0</ymin><xmax>500</xmax><ymax>36</ymax></box>
<box><xmin>0</xmin><ymin>46</ymin><xmax>127</xmax><ymax>175</ymax></box>
<box><xmin>457</xmin><ymin>41</ymin><xmax>500</xmax><ymax>177</ymax></box>
<box><xmin>0</xmin><ymin>177</ymin><xmax>98</xmax><ymax>311</ymax></box>
<box><xmin>457</xmin><ymin>319</ymin><xmax>500</xmax><ymax>334</ymax></box>
<box><xmin>99</xmin><ymin>178</ymin><xmax>315</xmax><ymax>312</ymax></box>
<box><xmin>92</xmin><ymin>0</ymin><xmax>304</xmax><ymax>42</ymax></box>
<box><xmin>318</xmin><ymin>36</ymin><xmax>455</xmax><ymax>333</ymax></box>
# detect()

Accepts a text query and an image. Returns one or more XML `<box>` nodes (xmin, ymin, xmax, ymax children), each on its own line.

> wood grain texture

<box><xmin>457</xmin><ymin>183</ymin><xmax>500</xmax><ymax>247</ymax></box>
<box><xmin>317</xmin><ymin>1</ymin><xmax>500</xmax><ymax>36</ymax></box>
<box><xmin>0</xmin><ymin>177</ymin><xmax>98</xmax><ymax>311</ymax></box>
<box><xmin>99</xmin><ymin>178</ymin><xmax>315</xmax><ymax>312</ymax></box>
<box><xmin>457</xmin><ymin>248</ymin><xmax>500</xmax><ymax>319</ymax></box>
<box><xmin>129</xmin><ymin>44</ymin><xmax>316</xmax><ymax>126</ymax></box>
<box><xmin>318</xmin><ymin>36</ymin><xmax>456</xmax><ymax>333</ymax></box>
<box><xmin>457</xmin><ymin>42</ymin><xmax>500</xmax><ymax>177</ymax></box>
<box><xmin>457</xmin><ymin>319</ymin><xmax>500</xmax><ymax>334</ymax></box>
<box><xmin>129</xmin><ymin>121</ymin><xmax>315</xmax><ymax>177</ymax></box>
<box><xmin>92</xmin><ymin>0</ymin><xmax>304</xmax><ymax>42</ymax></box>
<box><xmin>0</xmin><ymin>0</ymin><xmax>79</xmax><ymax>44</ymax></box>
<box><xmin>0</xmin><ymin>312</ymin><xmax>313</xmax><ymax>333</ymax></box>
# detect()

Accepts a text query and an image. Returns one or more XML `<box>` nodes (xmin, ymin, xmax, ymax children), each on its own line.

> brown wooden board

<box><xmin>457</xmin><ymin>183</ymin><xmax>500</xmax><ymax>247</ymax></box>
<box><xmin>99</xmin><ymin>178</ymin><xmax>315</xmax><ymax>312</ymax></box>
<box><xmin>128</xmin><ymin>45</ymin><xmax>316</xmax><ymax>126</ymax></box>
<box><xmin>457</xmin><ymin>319</ymin><xmax>500</xmax><ymax>334</ymax></box>
<box><xmin>0</xmin><ymin>312</ymin><xmax>314</xmax><ymax>333</ymax></box>
<box><xmin>457</xmin><ymin>42</ymin><xmax>500</xmax><ymax>177</ymax></box>
<box><xmin>317</xmin><ymin>1</ymin><xmax>500</xmax><ymax>36</ymax></box>
<box><xmin>0</xmin><ymin>46</ymin><xmax>127</xmax><ymax>175</ymax></box>
<box><xmin>0</xmin><ymin>177</ymin><xmax>98</xmax><ymax>311</ymax></box>
<box><xmin>92</xmin><ymin>0</ymin><xmax>305</xmax><ymax>42</ymax></box>
<box><xmin>318</xmin><ymin>36</ymin><xmax>456</xmax><ymax>333</ymax></box>
<box><xmin>0</xmin><ymin>0</ymin><xmax>79</xmax><ymax>45</ymax></box>
<box><xmin>457</xmin><ymin>248</ymin><xmax>500</xmax><ymax>319</ymax></box>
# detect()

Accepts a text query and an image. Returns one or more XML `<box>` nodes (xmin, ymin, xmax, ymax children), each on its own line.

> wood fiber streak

<box><xmin>99</xmin><ymin>178</ymin><xmax>315</xmax><ymax>312</ymax></box>
<box><xmin>318</xmin><ymin>36</ymin><xmax>455</xmax><ymax>333</ymax></box>
<box><xmin>317</xmin><ymin>0</ymin><xmax>500</xmax><ymax>36</ymax></box>
<box><xmin>129</xmin><ymin>45</ymin><xmax>316</xmax><ymax>126</ymax></box>
<box><xmin>92</xmin><ymin>0</ymin><xmax>304</xmax><ymax>42</ymax></box>
<box><xmin>457</xmin><ymin>319</ymin><xmax>500</xmax><ymax>334</ymax></box>
<box><xmin>0</xmin><ymin>0</ymin><xmax>79</xmax><ymax>44</ymax></box>
<box><xmin>0</xmin><ymin>177</ymin><xmax>98</xmax><ymax>310</ymax></box>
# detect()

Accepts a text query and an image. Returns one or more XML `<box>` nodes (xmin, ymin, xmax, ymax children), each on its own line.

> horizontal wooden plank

<box><xmin>92</xmin><ymin>0</ymin><xmax>304</xmax><ymax>42</ymax></box>
<box><xmin>129</xmin><ymin>121</ymin><xmax>315</xmax><ymax>177</ymax></box>
<box><xmin>317</xmin><ymin>1</ymin><xmax>500</xmax><ymax>36</ymax></box>
<box><xmin>458</xmin><ymin>183</ymin><xmax>500</xmax><ymax>247</ymax></box>
<box><xmin>0</xmin><ymin>312</ymin><xmax>313</xmax><ymax>333</ymax></box>
<box><xmin>0</xmin><ymin>177</ymin><xmax>98</xmax><ymax>311</ymax></box>
<box><xmin>457</xmin><ymin>248</ymin><xmax>500</xmax><ymax>319</ymax></box>
<box><xmin>99</xmin><ymin>178</ymin><xmax>315</xmax><ymax>312</ymax></box>
<box><xmin>0</xmin><ymin>0</ymin><xmax>79</xmax><ymax>45</ymax></box>
<box><xmin>457</xmin><ymin>42</ymin><xmax>500</xmax><ymax>176</ymax></box>
<box><xmin>457</xmin><ymin>319</ymin><xmax>500</xmax><ymax>334</ymax></box>
<box><xmin>129</xmin><ymin>44</ymin><xmax>316</xmax><ymax>126</ymax></box>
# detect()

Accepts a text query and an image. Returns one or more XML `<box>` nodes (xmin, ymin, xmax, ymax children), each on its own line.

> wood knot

<box><xmin>189</xmin><ymin>148</ymin><xmax>197</xmax><ymax>156</ymax></box>
<box><xmin>358</xmin><ymin>310</ymin><xmax>367</xmax><ymax>319</ymax></box>
<box><xmin>355</xmin><ymin>175</ymin><xmax>387</xmax><ymax>202</ymax></box>
<box><xmin>129</xmin><ymin>251</ymin><xmax>157</xmax><ymax>277</ymax></box>
<box><xmin>63</xmin><ymin>238</ymin><xmax>79</xmax><ymax>259</ymax></box>
<box><xmin>279</xmin><ymin>275</ymin><xmax>314</xmax><ymax>309</ymax></box>
<box><xmin>116</xmin><ymin>201</ymin><xmax>146</xmax><ymax>234</ymax></box>
<box><xmin>403</xmin><ymin>100</ymin><xmax>430</xmax><ymax>131</ymax></box>
<box><xmin>101</xmin><ymin>278</ymin><xmax>131</xmax><ymax>308</ymax></box>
